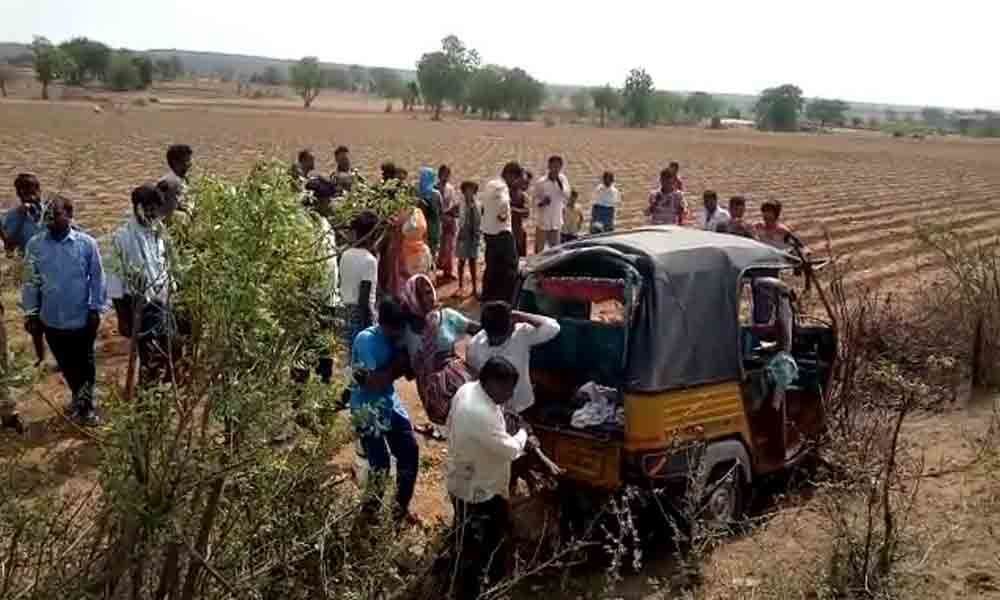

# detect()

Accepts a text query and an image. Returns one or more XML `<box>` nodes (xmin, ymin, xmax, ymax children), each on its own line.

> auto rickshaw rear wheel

<box><xmin>701</xmin><ymin>464</ymin><xmax>745</xmax><ymax>532</ymax></box>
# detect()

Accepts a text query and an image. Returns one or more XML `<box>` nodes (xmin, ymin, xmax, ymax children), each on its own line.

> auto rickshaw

<box><xmin>514</xmin><ymin>226</ymin><xmax>837</xmax><ymax>526</ymax></box>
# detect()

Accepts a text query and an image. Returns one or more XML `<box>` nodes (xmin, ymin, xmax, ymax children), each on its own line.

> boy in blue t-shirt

<box><xmin>350</xmin><ymin>299</ymin><xmax>420</xmax><ymax>523</ymax></box>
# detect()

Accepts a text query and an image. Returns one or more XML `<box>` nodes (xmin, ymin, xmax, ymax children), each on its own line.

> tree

<box><xmin>806</xmin><ymin>98</ymin><xmax>851</xmax><ymax>127</ymax></box>
<box><xmin>868</xmin><ymin>116</ymin><xmax>881</xmax><ymax>129</ymax></box>
<box><xmin>416</xmin><ymin>51</ymin><xmax>455</xmax><ymax>120</ymax></box>
<box><xmin>106</xmin><ymin>52</ymin><xmax>141</xmax><ymax>91</ymax></box>
<box><xmin>403</xmin><ymin>81</ymin><xmax>420</xmax><ymax>111</ymax></box>
<box><xmin>570</xmin><ymin>88</ymin><xmax>591</xmax><ymax>118</ymax></box>
<box><xmin>653</xmin><ymin>91</ymin><xmax>685</xmax><ymax>124</ymax></box>
<box><xmin>727</xmin><ymin>106</ymin><xmax>742</xmax><ymax>119</ymax></box>
<box><xmin>322</xmin><ymin>68</ymin><xmax>351</xmax><ymax>91</ymax></box>
<box><xmin>58</xmin><ymin>37</ymin><xmax>110</xmax><ymax>84</ymax></box>
<box><xmin>132</xmin><ymin>55</ymin><xmax>154</xmax><ymax>88</ymax></box>
<box><xmin>684</xmin><ymin>91</ymin><xmax>719</xmax><ymax>121</ymax></box>
<box><xmin>885</xmin><ymin>108</ymin><xmax>898</xmax><ymax>122</ymax></box>
<box><xmin>591</xmin><ymin>85</ymin><xmax>621</xmax><ymax>127</ymax></box>
<box><xmin>754</xmin><ymin>84</ymin><xmax>805</xmax><ymax>132</ymax></box>
<box><xmin>502</xmin><ymin>67</ymin><xmax>545</xmax><ymax>121</ymax></box>
<box><xmin>260</xmin><ymin>66</ymin><xmax>285</xmax><ymax>86</ymax></box>
<box><xmin>31</xmin><ymin>36</ymin><xmax>69</xmax><ymax>100</ymax></box>
<box><xmin>0</xmin><ymin>64</ymin><xmax>17</xmax><ymax>97</ymax></box>
<box><xmin>851</xmin><ymin>116</ymin><xmax>865</xmax><ymax>128</ymax></box>
<box><xmin>370</xmin><ymin>68</ymin><xmax>405</xmax><ymax>99</ymax></box>
<box><xmin>290</xmin><ymin>56</ymin><xmax>323</xmax><ymax>108</ymax></box>
<box><xmin>622</xmin><ymin>68</ymin><xmax>655</xmax><ymax>127</ymax></box>
<box><xmin>440</xmin><ymin>34</ymin><xmax>480</xmax><ymax>111</ymax></box>
<box><xmin>922</xmin><ymin>107</ymin><xmax>948</xmax><ymax>129</ymax></box>
<box><xmin>348</xmin><ymin>65</ymin><xmax>367</xmax><ymax>92</ymax></box>
<box><xmin>467</xmin><ymin>66</ymin><xmax>506</xmax><ymax>120</ymax></box>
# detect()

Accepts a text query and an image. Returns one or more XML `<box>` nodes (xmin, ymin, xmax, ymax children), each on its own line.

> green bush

<box><xmin>106</xmin><ymin>52</ymin><xmax>141</xmax><ymax>91</ymax></box>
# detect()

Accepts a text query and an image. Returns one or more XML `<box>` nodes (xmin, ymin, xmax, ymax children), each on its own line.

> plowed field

<box><xmin>3</xmin><ymin>100</ymin><xmax>1000</xmax><ymax>288</ymax></box>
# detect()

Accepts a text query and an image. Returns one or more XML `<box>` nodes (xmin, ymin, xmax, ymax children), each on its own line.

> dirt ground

<box><xmin>2</xmin><ymin>91</ymin><xmax>1000</xmax><ymax>598</ymax></box>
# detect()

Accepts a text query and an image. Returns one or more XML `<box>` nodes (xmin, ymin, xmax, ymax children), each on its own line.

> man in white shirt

<box><xmin>447</xmin><ymin>356</ymin><xmax>534</xmax><ymax>599</ymax></box>
<box><xmin>339</xmin><ymin>211</ymin><xmax>379</xmax><ymax>349</ymax></box>
<box><xmin>466</xmin><ymin>301</ymin><xmax>561</xmax><ymax>415</ymax></box>
<box><xmin>532</xmin><ymin>155</ymin><xmax>571</xmax><ymax>253</ymax></box>
<box><xmin>479</xmin><ymin>162</ymin><xmax>522</xmax><ymax>302</ymax></box>
<box><xmin>591</xmin><ymin>171</ymin><xmax>621</xmax><ymax>233</ymax></box>
<box><xmin>697</xmin><ymin>190</ymin><xmax>731</xmax><ymax>232</ymax></box>
<box><xmin>108</xmin><ymin>184</ymin><xmax>173</xmax><ymax>385</ymax></box>
<box><xmin>300</xmin><ymin>177</ymin><xmax>342</xmax><ymax>385</ymax></box>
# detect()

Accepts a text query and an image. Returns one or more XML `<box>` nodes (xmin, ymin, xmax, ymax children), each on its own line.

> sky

<box><xmin>1</xmin><ymin>0</ymin><xmax>997</xmax><ymax>110</ymax></box>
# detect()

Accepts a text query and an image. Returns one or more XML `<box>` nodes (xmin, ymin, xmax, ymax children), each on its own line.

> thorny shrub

<box><xmin>0</xmin><ymin>162</ymin><xmax>429</xmax><ymax>600</ymax></box>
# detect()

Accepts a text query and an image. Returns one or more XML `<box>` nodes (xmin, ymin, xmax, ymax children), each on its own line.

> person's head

<box><xmin>521</xmin><ymin>170</ymin><xmax>533</xmax><ymax>192</ymax></box>
<box><xmin>14</xmin><ymin>173</ymin><xmax>41</xmax><ymax>204</ymax></box>
<box><xmin>438</xmin><ymin>164</ymin><xmax>451</xmax><ymax>185</ymax></box>
<box><xmin>669</xmin><ymin>161</ymin><xmax>680</xmax><ymax>176</ymax></box>
<box><xmin>166</xmin><ymin>144</ymin><xmax>193</xmax><ymax>179</ymax></box>
<box><xmin>350</xmin><ymin>210</ymin><xmax>379</xmax><ymax>249</ymax></box>
<box><xmin>729</xmin><ymin>195</ymin><xmax>747</xmax><ymax>219</ymax></box>
<box><xmin>418</xmin><ymin>167</ymin><xmax>437</xmax><ymax>199</ymax></box>
<box><xmin>602</xmin><ymin>171</ymin><xmax>614</xmax><ymax>187</ymax></box>
<box><xmin>131</xmin><ymin>183</ymin><xmax>164</xmax><ymax>225</ymax></box>
<box><xmin>501</xmin><ymin>161</ymin><xmax>524</xmax><ymax>189</ymax></box>
<box><xmin>480</xmin><ymin>301</ymin><xmax>514</xmax><ymax>346</ymax></box>
<box><xmin>297</xmin><ymin>149</ymin><xmax>315</xmax><ymax>175</ymax></box>
<box><xmin>703</xmin><ymin>190</ymin><xmax>718</xmax><ymax>213</ymax></box>
<box><xmin>156</xmin><ymin>177</ymin><xmax>181</xmax><ymax>220</ymax></box>
<box><xmin>460</xmin><ymin>181</ymin><xmax>478</xmax><ymax>201</ymax></box>
<box><xmin>334</xmin><ymin>146</ymin><xmax>350</xmax><ymax>171</ymax></box>
<box><xmin>305</xmin><ymin>176</ymin><xmax>337</xmax><ymax>216</ymax></box>
<box><xmin>46</xmin><ymin>195</ymin><xmax>74</xmax><ymax>238</ymax></box>
<box><xmin>569</xmin><ymin>190</ymin><xmax>579</xmax><ymax>207</ymax></box>
<box><xmin>381</xmin><ymin>161</ymin><xmax>397</xmax><ymax>182</ymax></box>
<box><xmin>479</xmin><ymin>356</ymin><xmax>520</xmax><ymax>406</ymax></box>
<box><xmin>547</xmin><ymin>155</ymin><xmax>564</xmax><ymax>179</ymax></box>
<box><xmin>378</xmin><ymin>298</ymin><xmax>407</xmax><ymax>341</ymax></box>
<box><xmin>659</xmin><ymin>168</ymin><xmax>675</xmax><ymax>191</ymax></box>
<box><xmin>761</xmin><ymin>200</ymin><xmax>783</xmax><ymax>226</ymax></box>
<box><xmin>404</xmin><ymin>274</ymin><xmax>437</xmax><ymax>316</ymax></box>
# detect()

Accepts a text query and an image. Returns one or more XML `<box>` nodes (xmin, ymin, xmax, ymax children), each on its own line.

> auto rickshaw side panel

<box><xmin>623</xmin><ymin>382</ymin><xmax>751</xmax><ymax>453</ymax></box>
<box><xmin>534</xmin><ymin>425</ymin><xmax>623</xmax><ymax>490</ymax></box>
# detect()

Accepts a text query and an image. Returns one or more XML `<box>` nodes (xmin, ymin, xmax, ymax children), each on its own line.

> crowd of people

<box><xmin>1</xmin><ymin>142</ymin><xmax>802</xmax><ymax>599</ymax></box>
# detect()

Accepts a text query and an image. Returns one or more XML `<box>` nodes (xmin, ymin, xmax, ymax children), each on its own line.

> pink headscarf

<box><xmin>402</xmin><ymin>274</ymin><xmax>443</xmax><ymax>376</ymax></box>
<box><xmin>402</xmin><ymin>273</ymin><xmax>437</xmax><ymax>318</ymax></box>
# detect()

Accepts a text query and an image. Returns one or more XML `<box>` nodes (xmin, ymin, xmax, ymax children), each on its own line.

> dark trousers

<box><xmin>482</xmin><ymin>231</ymin><xmax>518</xmax><ymax>303</ymax></box>
<box><xmin>451</xmin><ymin>495</ymin><xmax>511</xmax><ymax>600</ymax></box>
<box><xmin>360</xmin><ymin>410</ymin><xmax>419</xmax><ymax>517</ymax></box>
<box><xmin>44</xmin><ymin>325</ymin><xmax>97</xmax><ymax>414</ymax></box>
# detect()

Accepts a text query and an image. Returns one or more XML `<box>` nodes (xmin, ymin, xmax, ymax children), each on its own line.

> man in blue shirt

<box><xmin>3</xmin><ymin>173</ymin><xmax>50</xmax><ymax>368</ymax></box>
<box><xmin>2</xmin><ymin>173</ymin><xmax>46</xmax><ymax>254</ymax></box>
<box><xmin>22</xmin><ymin>195</ymin><xmax>106</xmax><ymax>425</ymax></box>
<box><xmin>350</xmin><ymin>298</ymin><xmax>420</xmax><ymax>523</ymax></box>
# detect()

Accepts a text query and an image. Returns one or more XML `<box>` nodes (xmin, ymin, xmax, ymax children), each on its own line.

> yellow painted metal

<box><xmin>623</xmin><ymin>382</ymin><xmax>751</xmax><ymax>451</ymax></box>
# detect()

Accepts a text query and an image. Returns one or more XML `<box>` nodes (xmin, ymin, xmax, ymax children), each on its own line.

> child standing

<box><xmin>561</xmin><ymin>190</ymin><xmax>584</xmax><ymax>244</ymax></box>
<box><xmin>591</xmin><ymin>171</ymin><xmax>621</xmax><ymax>233</ymax></box>
<box><xmin>456</xmin><ymin>181</ymin><xmax>482</xmax><ymax>298</ymax></box>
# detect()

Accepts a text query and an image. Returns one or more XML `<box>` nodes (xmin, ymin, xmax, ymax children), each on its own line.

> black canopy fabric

<box><xmin>525</xmin><ymin>226</ymin><xmax>798</xmax><ymax>392</ymax></box>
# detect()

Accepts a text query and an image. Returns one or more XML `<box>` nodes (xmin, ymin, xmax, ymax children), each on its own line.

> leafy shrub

<box><xmin>106</xmin><ymin>52</ymin><xmax>141</xmax><ymax>91</ymax></box>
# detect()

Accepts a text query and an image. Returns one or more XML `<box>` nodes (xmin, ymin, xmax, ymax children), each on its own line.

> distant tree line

<box><xmin>17</xmin><ymin>35</ymin><xmax>185</xmax><ymax>98</ymax></box>
<box><xmin>414</xmin><ymin>35</ymin><xmax>545</xmax><ymax>121</ymax></box>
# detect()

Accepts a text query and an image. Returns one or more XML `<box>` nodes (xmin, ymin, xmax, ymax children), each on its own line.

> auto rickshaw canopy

<box><xmin>524</xmin><ymin>226</ymin><xmax>800</xmax><ymax>392</ymax></box>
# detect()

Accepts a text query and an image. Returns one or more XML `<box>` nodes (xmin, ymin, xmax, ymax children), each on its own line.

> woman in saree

<box><xmin>401</xmin><ymin>274</ymin><xmax>480</xmax><ymax>430</ymax></box>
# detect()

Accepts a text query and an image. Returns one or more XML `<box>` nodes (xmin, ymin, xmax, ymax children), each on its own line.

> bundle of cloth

<box><xmin>570</xmin><ymin>382</ymin><xmax>624</xmax><ymax>429</ymax></box>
